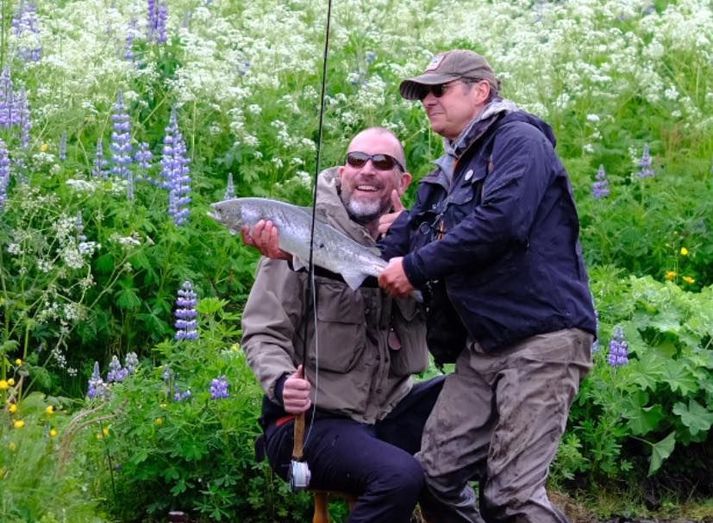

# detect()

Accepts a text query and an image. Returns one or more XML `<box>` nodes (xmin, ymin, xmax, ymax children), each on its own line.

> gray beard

<box><xmin>344</xmin><ymin>197</ymin><xmax>382</xmax><ymax>225</ymax></box>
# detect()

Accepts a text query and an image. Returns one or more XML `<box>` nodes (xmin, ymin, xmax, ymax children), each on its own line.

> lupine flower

<box><xmin>210</xmin><ymin>376</ymin><xmax>229</xmax><ymax>399</ymax></box>
<box><xmin>11</xmin><ymin>2</ymin><xmax>42</xmax><ymax>63</ymax></box>
<box><xmin>162</xmin><ymin>365</ymin><xmax>173</xmax><ymax>383</ymax></box>
<box><xmin>161</xmin><ymin>109</ymin><xmax>191</xmax><ymax>225</ymax></box>
<box><xmin>16</xmin><ymin>88</ymin><xmax>31</xmax><ymax>149</ymax></box>
<box><xmin>125</xmin><ymin>20</ymin><xmax>137</xmax><ymax>61</ymax></box>
<box><xmin>135</xmin><ymin>141</ymin><xmax>152</xmax><ymax>170</ymax></box>
<box><xmin>0</xmin><ymin>68</ymin><xmax>15</xmax><ymax>128</ymax></box>
<box><xmin>147</xmin><ymin>0</ymin><xmax>168</xmax><ymax>44</ymax></box>
<box><xmin>608</xmin><ymin>326</ymin><xmax>629</xmax><ymax>367</ymax></box>
<box><xmin>637</xmin><ymin>144</ymin><xmax>654</xmax><ymax>178</ymax></box>
<box><xmin>59</xmin><ymin>131</ymin><xmax>67</xmax><ymax>160</ymax></box>
<box><xmin>173</xmin><ymin>386</ymin><xmax>192</xmax><ymax>402</ymax></box>
<box><xmin>174</xmin><ymin>280</ymin><xmax>198</xmax><ymax>340</ymax></box>
<box><xmin>110</xmin><ymin>92</ymin><xmax>133</xmax><ymax>180</ymax></box>
<box><xmin>592</xmin><ymin>164</ymin><xmax>609</xmax><ymax>199</ymax></box>
<box><xmin>224</xmin><ymin>172</ymin><xmax>235</xmax><ymax>199</ymax></box>
<box><xmin>87</xmin><ymin>361</ymin><xmax>108</xmax><ymax>399</ymax></box>
<box><xmin>93</xmin><ymin>139</ymin><xmax>110</xmax><ymax>178</ymax></box>
<box><xmin>125</xmin><ymin>352</ymin><xmax>139</xmax><ymax>374</ymax></box>
<box><xmin>107</xmin><ymin>355</ymin><xmax>129</xmax><ymax>383</ymax></box>
<box><xmin>0</xmin><ymin>139</ymin><xmax>10</xmax><ymax>210</ymax></box>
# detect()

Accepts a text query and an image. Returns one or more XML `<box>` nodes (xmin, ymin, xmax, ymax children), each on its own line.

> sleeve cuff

<box><xmin>403</xmin><ymin>253</ymin><xmax>429</xmax><ymax>288</ymax></box>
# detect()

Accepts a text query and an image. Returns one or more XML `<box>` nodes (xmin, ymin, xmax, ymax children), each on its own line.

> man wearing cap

<box><xmin>378</xmin><ymin>50</ymin><xmax>597</xmax><ymax>522</ymax></box>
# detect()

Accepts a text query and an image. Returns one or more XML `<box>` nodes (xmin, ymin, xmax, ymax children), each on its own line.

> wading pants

<box><xmin>417</xmin><ymin>329</ymin><xmax>593</xmax><ymax>523</ymax></box>
<box><xmin>264</xmin><ymin>376</ymin><xmax>445</xmax><ymax>523</ymax></box>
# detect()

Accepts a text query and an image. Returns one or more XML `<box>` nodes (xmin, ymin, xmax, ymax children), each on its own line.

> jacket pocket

<box><xmin>310</xmin><ymin>279</ymin><xmax>366</xmax><ymax>373</ymax></box>
<box><xmin>389</xmin><ymin>297</ymin><xmax>429</xmax><ymax>376</ymax></box>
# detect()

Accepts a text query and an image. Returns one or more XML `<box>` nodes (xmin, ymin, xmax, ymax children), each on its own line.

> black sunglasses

<box><xmin>346</xmin><ymin>151</ymin><xmax>405</xmax><ymax>172</ymax></box>
<box><xmin>417</xmin><ymin>79</ymin><xmax>475</xmax><ymax>101</ymax></box>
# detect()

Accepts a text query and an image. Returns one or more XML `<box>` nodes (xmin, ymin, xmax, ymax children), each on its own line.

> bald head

<box><xmin>347</xmin><ymin>127</ymin><xmax>406</xmax><ymax>172</ymax></box>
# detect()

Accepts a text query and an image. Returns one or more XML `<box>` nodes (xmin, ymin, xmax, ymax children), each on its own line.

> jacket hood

<box><xmin>500</xmin><ymin>110</ymin><xmax>557</xmax><ymax>147</ymax></box>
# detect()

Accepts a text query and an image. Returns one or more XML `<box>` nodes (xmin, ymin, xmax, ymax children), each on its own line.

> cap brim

<box><xmin>399</xmin><ymin>73</ymin><xmax>459</xmax><ymax>100</ymax></box>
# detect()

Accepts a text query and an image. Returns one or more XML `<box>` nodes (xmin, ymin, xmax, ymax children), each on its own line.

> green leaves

<box><xmin>673</xmin><ymin>399</ymin><xmax>713</xmax><ymax>436</ymax></box>
<box><xmin>648</xmin><ymin>431</ymin><xmax>676</xmax><ymax>476</ymax></box>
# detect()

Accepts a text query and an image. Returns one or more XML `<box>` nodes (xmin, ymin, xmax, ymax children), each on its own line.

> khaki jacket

<box><xmin>241</xmin><ymin>168</ymin><xmax>429</xmax><ymax>424</ymax></box>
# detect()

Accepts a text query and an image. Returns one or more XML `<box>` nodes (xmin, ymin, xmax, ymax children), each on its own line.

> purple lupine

<box><xmin>173</xmin><ymin>386</ymin><xmax>192</xmax><ymax>402</ymax></box>
<box><xmin>88</xmin><ymin>361</ymin><xmax>107</xmax><ymax>399</ymax></box>
<box><xmin>210</xmin><ymin>376</ymin><xmax>229</xmax><ymax>399</ymax></box>
<box><xmin>174</xmin><ymin>280</ymin><xmax>198</xmax><ymax>340</ymax></box>
<box><xmin>592</xmin><ymin>164</ymin><xmax>609</xmax><ymax>199</ymax></box>
<box><xmin>107</xmin><ymin>355</ymin><xmax>129</xmax><ymax>383</ymax></box>
<box><xmin>16</xmin><ymin>88</ymin><xmax>31</xmax><ymax>149</ymax></box>
<box><xmin>93</xmin><ymin>139</ymin><xmax>110</xmax><ymax>178</ymax></box>
<box><xmin>161</xmin><ymin>109</ymin><xmax>191</xmax><ymax>225</ymax></box>
<box><xmin>0</xmin><ymin>139</ymin><xmax>10</xmax><ymax>210</ymax></box>
<box><xmin>110</xmin><ymin>92</ymin><xmax>133</xmax><ymax>180</ymax></box>
<box><xmin>147</xmin><ymin>0</ymin><xmax>168</xmax><ymax>44</ymax></box>
<box><xmin>0</xmin><ymin>68</ymin><xmax>14</xmax><ymax>128</ymax></box>
<box><xmin>125</xmin><ymin>20</ymin><xmax>137</xmax><ymax>61</ymax></box>
<box><xmin>135</xmin><ymin>141</ymin><xmax>152</xmax><ymax>170</ymax></box>
<box><xmin>124</xmin><ymin>352</ymin><xmax>139</xmax><ymax>374</ymax></box>
<box><xmin>59</xmin><ymin>131</ymin><xmax>67</xmax><ymax>160</ymax></box>
<box><xmin>11</xmin><ymin>2</ymin><xmax>42</xmax><ymax>63</ymax></box>
<box><xmin>224</xmin><ymin>172</ymin><xmax>235</xmax><ymax>200</ymax></box>
<box><xmin>607</xmin><ymin>326</ymin><xmax>629</xmax><ymax>367</ymax></box>
<box><xmin>637</xmin><ymin>144</ymin><xmax>654</xmax><ymax>178</ymax></box>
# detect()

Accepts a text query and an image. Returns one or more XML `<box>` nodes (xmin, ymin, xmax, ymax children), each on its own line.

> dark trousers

<box><xmin>264</xmin><ymin>377</ymin><xmax>445</xmax><ymax>523</ymax></box>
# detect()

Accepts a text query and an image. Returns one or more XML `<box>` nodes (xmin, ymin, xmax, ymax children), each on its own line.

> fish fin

<box><xmin>410</xmin><ymin>290</ymin><xmax>424</xmax><ymax>303</ymax></box>
<box><xmin>341</xmin><ymin>269</ymin><xmax>368</xmax><ymax>291</ymax></box>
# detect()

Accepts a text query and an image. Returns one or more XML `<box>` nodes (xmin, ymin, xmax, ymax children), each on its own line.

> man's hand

<box><xmin>378</xmin><ymin>257</ymin><xmax>415</xmax><ymax>298</ymax></box>
<box><xmin>377</xmin><ymin>190</ymin><xmax>406</xmax><ymax>236</ymax></box>
<box><xmin>282</xmin><ymin>365</ymin><xmax>312</xmax><ymax>414</ymax></box>
<box><xmin>240</xmin><ymin>219</ymin><xmax>291</xmax><ymax>260</ymax></box>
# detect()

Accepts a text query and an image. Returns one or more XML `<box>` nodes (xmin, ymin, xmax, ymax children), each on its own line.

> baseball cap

<box><xmin>400</xmin><ymin>49</ymin><xmax>500</xmax><ymax>100</ymax></box>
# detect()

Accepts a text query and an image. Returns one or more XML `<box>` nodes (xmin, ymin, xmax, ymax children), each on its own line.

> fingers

<box><xmin>241</xmin><ymin>221</ymin><xmax>291</xmax><ymax>260</ymax></box>
<box><xmin>283</xmin><ymin>365</ymin><xmax>312</xmax><ymax>414</ymax></box>
<box><xmin>378</xmin><ymin>257</ymin><xmax>414</xmax><ymax>298</ymax></box>
<box><xmin>377</xmin><ymin>210</ymin><xmax>403</xmax><ymax>236</ymax></box>
<box><xmin>390</xmin><ymin>189</ymin><xmax>405</xmax><ymax>212</ymax></box>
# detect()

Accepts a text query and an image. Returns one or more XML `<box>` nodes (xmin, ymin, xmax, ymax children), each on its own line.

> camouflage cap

<box><xmin>400</xmin><ymin>50</ymin><xmax>500</xmax><ymax>100</ymax></box>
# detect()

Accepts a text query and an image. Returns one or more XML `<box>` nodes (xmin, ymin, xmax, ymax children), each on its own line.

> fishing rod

<box><xmin>288</xmin><ymin>0</ymin><xmax>334</xmax><ymax>492</ymax></box>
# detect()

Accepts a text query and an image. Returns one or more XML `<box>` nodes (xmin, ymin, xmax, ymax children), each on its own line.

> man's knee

<box><xmin>376</xmin><ymin>455</ymin><xmax>424</xmax><ymax>498</ymax></box>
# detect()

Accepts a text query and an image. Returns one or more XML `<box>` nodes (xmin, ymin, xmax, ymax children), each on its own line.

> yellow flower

<box><xmin>39</xmin><ymin>143</ymin><xmax>49</xmax><ymax>152</ymax></box>
<box><xmin>8</xmin><ymin>442</ymin><xmax>17</xmax><ymax>452</ymax></box>
<box><xmin>664</xmin><ymin>271</ymin><xmax>677</xmax><ymax>281</ymax></box>
<box><xmin>13</xmin><ymin>420</ymin><xmax>25</xmax><ymax>429</ymax></box>
<box><xmin>682</xmin><ymin>276</ymin><xmax>695</xmax><ymax>284</ymax></box>
<box><xmin>7</xmin><ymin>378</ymin><xmax>14</xmax><ymax>386</ymax></box>
<box><xmin>45</xmin><ymin>405</ymin><xmax>54</xmax><ymax>415</ymax></box>
<box><xmin>15</xmin><ymin>359</ymin><xmax>22</xmax><ymax>366</ymax></box>
<box><xmin>0</xmin><ymin>380</ymin><xmax>8</xmax><ymax>391</ymax></box>
<box><xmin>8</xmin><ymin>404</ymin><xmax>17</xmax><ymax>414</ymax></box>
<box><xmin>680</xmin><ymin>247</ymin><xmax>689</xmax><ymax>256</ymax></box>
<box><xmin>159</xmin><ymin>403</ymin><xmax>167</xmax><ymax>409</ymax></box>
<box><xmin>102</xmin><ymin>426</ymin><xmax>110</xmax><ymax>437</ymax></box>
<box><xmin>49</xmin><ymin>428</ymin><xmax>58</xmax><ymax>438</ymax></box>
<box><xmin>154</xmin><ymin>417</ymin><xmax>164</xmax><ymax>426</ymax></box>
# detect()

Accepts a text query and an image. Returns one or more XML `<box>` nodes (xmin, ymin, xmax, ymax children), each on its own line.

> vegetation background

<box><xmin>0</xmin><ymin>0</ymin><xmax>711</xmax><ymax>521</ymax></box>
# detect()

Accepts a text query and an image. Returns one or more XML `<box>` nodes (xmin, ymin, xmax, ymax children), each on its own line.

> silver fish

<box><xmin>209</xmin><ymin>197</ymin><xmax>420</xmax><ymax>300</ymax></box>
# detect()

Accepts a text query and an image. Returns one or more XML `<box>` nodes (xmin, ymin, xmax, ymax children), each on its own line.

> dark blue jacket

<box><xmin>381</xmin><ymin>108</ymin><xmax>596</xmax><ymax>351</ymax></box>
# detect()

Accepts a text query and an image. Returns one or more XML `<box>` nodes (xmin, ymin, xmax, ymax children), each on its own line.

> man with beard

<box><xmin>241</xmin><ymin>127</ymin><xmax>444</xmax><ymax>523</ymax></box>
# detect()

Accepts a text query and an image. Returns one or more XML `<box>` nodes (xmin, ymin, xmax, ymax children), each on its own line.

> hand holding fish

<box><xmin>282</xmin><ymin>365</ymin><xmax>312</xmax><ymax>414</ymax></box>
<box><xmin>377</xmin><ymin>190</ymin><xmax>406</xmax><ymax>236</ymax></box>
<box><xmin>241</xmin><ymin>220</ymin><xmax>291</xmax><ymax>260</ymax></box>
<box><xmin>378</xmin><ymin>257</ymin><xmax>415</xmax><ymax>298</ymax></box>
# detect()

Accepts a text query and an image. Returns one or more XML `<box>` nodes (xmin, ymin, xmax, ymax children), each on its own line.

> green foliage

<box><xmin>0</xmin><ymin>391</ymin><xmax>102</xmax><ymax>522</ymax></box>
<box><xmin>557</xmin><ymin>273</ymin><xmax>713</xmax><ymax>484</ymax></box>
<box><xmin>76</xmin><ymin>299</ymin><xmax>312</xmax><ymax>522</ymax></box>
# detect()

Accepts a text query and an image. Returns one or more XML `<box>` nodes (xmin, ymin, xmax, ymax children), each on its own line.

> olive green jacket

<box><xmin>241</xmin><ymin>168</ymin><xmax>429</xmax><ymax>424</ymax></box>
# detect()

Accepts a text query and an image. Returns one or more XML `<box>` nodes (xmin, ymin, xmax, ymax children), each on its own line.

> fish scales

<box><xmin>209</xmin><ymin>197</ymin><xmax>389</xmax><ymax>291</ymax></box>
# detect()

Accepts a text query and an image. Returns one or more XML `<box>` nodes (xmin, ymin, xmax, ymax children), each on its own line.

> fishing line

<box><xmin>290</xmin><ymin>0</ymin><xmax>333</xmax><ymax>491</ymax></box>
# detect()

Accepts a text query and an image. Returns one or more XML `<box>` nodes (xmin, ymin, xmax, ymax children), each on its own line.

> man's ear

<box><xmin>399</xmin><ymin>172</ymin><xmax>413</xmax><ymax>194</ymax></box>
<box><xmin>473</xmin><ymin>80</ymin><xmax>491</xmax><ymax>105</ymax></box>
